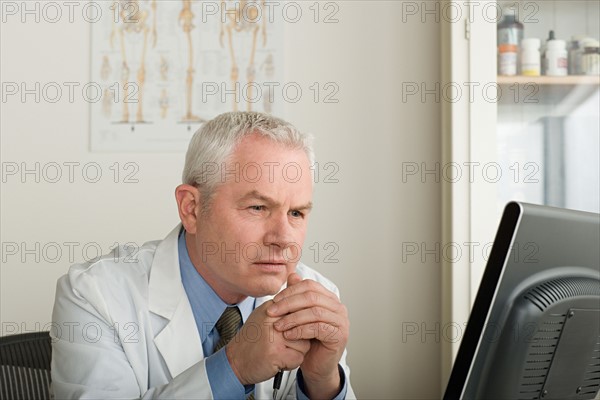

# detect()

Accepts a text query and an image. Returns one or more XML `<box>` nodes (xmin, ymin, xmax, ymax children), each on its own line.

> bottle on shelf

<box><xmin>568</xmin><ymin>35</ymin><xmax>587</xmax><ymax>75</ymax></box>
<box><xmin>497</xmin><ymin>6</ymin><xmax>524</xmax><ymax>74</ymax></box>
<box><xmin>544</xmin><ymin>35</ymin><xmax>568</xmax><ymax>76</ymax></box>
<box><xmin>521</xmin><ymin>38</ymin><xmax>541</xmax><ymax>76</ymax></box>
<box><xmin>541</xmin><ymin>30</ymin><xmax>556</xmax><ymax>75</ymax></box>
<box><xmin>581</xmin><ymin>39</ymin><xmax>600</xmax><ymax>75</ymax></box>
<box><xmin>499</xmin><ymin>44</ymin><xmax>518</xmax><ymax>76</ymax></box>
<box><xmin>497</xmin><ymin>7</ymin><xmax>524</xmax><ymax>46</ymax></box>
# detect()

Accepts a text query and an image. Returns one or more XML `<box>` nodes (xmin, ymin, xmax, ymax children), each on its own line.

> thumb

<box><xmin>286</xmin><ymin>272</ymin><xmax>302</xmax><ymax>287</ymax></box>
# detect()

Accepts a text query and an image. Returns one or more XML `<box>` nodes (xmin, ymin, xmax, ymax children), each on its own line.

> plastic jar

<box><xmin>568</xmin><ymin>35</ymin><xmax>587</xmax><ymax>75</ymax></box>
<box><xmin>582</xmin><ymin>39</ymin><xmax>600</xmax><ymax>75</ymax></box>
<box><xmin>521</xmin><ymin>38</ymin><xmax>541</xmax><ymax>76</ymax></box>
<box><xmin>499</xmin><ymin>44</ymin><xmax>518</xmax><ymax>76</ymax></box>
<box><xmin>545</xmin><ymin>39</ymin><xmax>568</xmax><ymax>76</ymax></box>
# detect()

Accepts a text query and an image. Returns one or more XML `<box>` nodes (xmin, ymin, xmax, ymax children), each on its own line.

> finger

<box><xmin>283</xmin><ymin>322</ymin><xmax>342</xmax><ymax>344</ymax></box>
<box><xmin>273</xmin><ymin>306</ymin><xmax>344</xmax><ymax>332</ymax></box>
<box><xmin>268</xmin><ymin>290</ymin><xmax>344</xmax><ymax>318</ymax></box>
<box><xmin>273</xmin><ymin>279</ymin><xmax>338</xmax><ymax>305</ymax></box>
<box><xmin>282</xmin><ymin>338</ymin><xmax>311</xmax><ymax>355</ymax></box>
<box><xmin>287</xmin><ymin>272</ymin><xmax>302</xmax><ymax>287</ymax></box>
<box><xmin>277</xmin><ymin>346</ymin><xmax>307</xmax><ymax>371</ymax></box>
<box><xmin>276</xmin><ymin>339</ymin><xmax>311</xmax><ymax>371</ymax></box>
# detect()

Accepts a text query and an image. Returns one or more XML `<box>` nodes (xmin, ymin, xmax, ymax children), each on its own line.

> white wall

<box><xmin>0</xmin><ymin>2</ymin><xmax>442</xmax><ymax>398</ymax></box>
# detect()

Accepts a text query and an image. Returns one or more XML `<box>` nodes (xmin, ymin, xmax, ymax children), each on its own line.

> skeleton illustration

<box><xmin>110</xmin><ymin>0</ymin><xmax>157</xmax><ymax>123</ymax></box>
<box><xmin>160</xmin><ymin>89</ymin><xmax>169</xmax><ymax>119</ymax></box>
<box><xmin>101</xmin><ymin>56</ymin><xmax>112</xmax><ymax>81</ymax></box>
<box><xmin>101</xmin><ymin>56</ymin><xmax>113</xmax><ymax>117</ymax></box>
<box><xmin>103</xmin><ymin>88</ymin><xmax>114</xmax><ymax>118</ymax></box>
<box><xmin>179</xmin><ymin>0</ymin><xmax>204</xmax><ymax>122</ymax></box>
<box><xmin>159</xmin><ymin>55</ymin><xmax>169</xmax><ymax>81</ymax></box>
<box><xmin>259</xmin><ymin>53</ymin><xmax>274</xmax><ymax>113</ymax></box>
<box><xmin>220</xmin><ymin>0</ymin><xmax>267</xmax><ymax>111</ymax></box>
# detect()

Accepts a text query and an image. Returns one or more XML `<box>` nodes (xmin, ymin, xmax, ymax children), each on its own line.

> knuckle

<box><xmin>305</xmin><ymin>279</ymin><xmax>319</xmax><ymax>291</ymax></box>
<box><xmin>338</xmin><ymin>303</ymin><xmax>348</xmax><ymax>316</ymax></box>
<box><xmin>317</xmin><ymin>322</ymin><xmax>330</xmax><ymax>334</ymax></box>
<box><xmin>280</xmin><ymin>295</ymin><xmax>292</xmax><ymax>309</ymax></box>
<box><xmin>311</xmin><ymin>306</ymin><xmax>324</xmax><ymax>319</ymax></box>
<box><xmin>279</xmin><ymin>318</ymin><xmax>294</xmax><ymax>330</ymax></box>
<box><xmin>292</xmin><ymin>352</ymin><xmax>304</xmax><ymax>367</ymax></box>
<box><xmin>305</xmin><ymin>291</ymin><xmax>320</xmax><ymax>304</ymax></box>
<box><xmin>293</xmin><ymin>325</ymin><xmax>304</xmax><ymax>338</ymax></box>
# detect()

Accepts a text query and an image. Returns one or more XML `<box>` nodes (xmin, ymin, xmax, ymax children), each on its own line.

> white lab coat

<box><xmin>51</xmin><ymin>225</ymin><xmax>355</xmax><ymax>399</ymax></box>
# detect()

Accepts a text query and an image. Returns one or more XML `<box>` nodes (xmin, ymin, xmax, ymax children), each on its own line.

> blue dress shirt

<box><xmin>178</xmin><ymin>230</ymin><xmax>347</xmax><ymax>399</ymax></box>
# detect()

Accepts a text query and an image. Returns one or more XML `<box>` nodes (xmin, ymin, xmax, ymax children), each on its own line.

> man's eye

<box><xmin>249</xmin><ymin>205</ymin><xmax>265</xmax><ymax>212</ymax></box>
<box><xmin>290</xmin><ymin>210</ymin><xmax>304</xmax><ymax>218</ymax></box>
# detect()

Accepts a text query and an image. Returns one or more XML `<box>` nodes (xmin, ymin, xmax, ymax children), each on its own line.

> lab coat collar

<box><xmin>149</xmin><ymin>224</ymin><xmax>204</xmax><ymax>378</ymax></box>
<box><xmin>148</xmin><ymin>224</ymin><xmax>186</xmax><ymax>319</ymax></box>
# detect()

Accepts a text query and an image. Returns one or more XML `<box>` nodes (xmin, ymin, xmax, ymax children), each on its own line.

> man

<box><xmin>51</xmin><ymin>112</ymin><xmax>355</xmax><ymax>399</ymax></box>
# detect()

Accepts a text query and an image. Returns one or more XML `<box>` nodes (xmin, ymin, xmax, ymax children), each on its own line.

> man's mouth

<box><xmin>252</xmin><ymin>261</ymin><xmax>287</xmax><ymax>272</ymax></box>
<box><xmin>253</xmin><ymin>260</ymin><xmax>286</xmax><ymax>264</ymax></box>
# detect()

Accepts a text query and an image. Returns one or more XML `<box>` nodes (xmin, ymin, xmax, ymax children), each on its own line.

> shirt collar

<box><xmin>178</xmin><ymin>229</ymin><xmax>255</xmax><ymax>344</ymax></box>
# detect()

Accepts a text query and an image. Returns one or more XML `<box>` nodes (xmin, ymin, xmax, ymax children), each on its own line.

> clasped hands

<box><xmin>225</xmin><ymin>273</ymin><xmax>349</xmax><ymax>399</ymax></box>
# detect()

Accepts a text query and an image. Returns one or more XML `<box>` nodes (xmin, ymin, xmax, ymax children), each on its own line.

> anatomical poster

<box><xmin>90</xmin><ymin>0</ymin><xmax>284</xmax><ymax>152</ymax></box>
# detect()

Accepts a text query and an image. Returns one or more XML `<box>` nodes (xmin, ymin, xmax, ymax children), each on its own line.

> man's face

<box><xmin>189</xmin><ymin>133</ymin><xmax>313</xmax><ymax>303</ymax></box>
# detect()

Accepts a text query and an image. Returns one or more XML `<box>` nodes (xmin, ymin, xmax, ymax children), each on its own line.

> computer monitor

<box><xmin>444</xmin><ymin>201</ymin><xmax>600</xmax><ymax>400</ymax></box>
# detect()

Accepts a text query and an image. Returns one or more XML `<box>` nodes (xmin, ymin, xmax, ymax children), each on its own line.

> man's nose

<box><xmin>263</xmin><ymin>213</ymin><xmax>293</xmax><ymax>248</ymax></box>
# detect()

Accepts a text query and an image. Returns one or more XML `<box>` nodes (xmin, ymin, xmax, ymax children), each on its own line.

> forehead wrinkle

<box><xmin>238</xmin><ymin>190</ymin><xmax>280</xmax><ymax>207</ymax></box>
<box><xmin>238</xmin><ymin>189</ymin><xmax>312</xmax><ymax>211</ymax></box>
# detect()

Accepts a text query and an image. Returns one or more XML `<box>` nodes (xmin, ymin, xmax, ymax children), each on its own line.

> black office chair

<box><xmin>0</xmin><ymin>332</ymin><xmax>52</xmax><ymax>400</ymax></box>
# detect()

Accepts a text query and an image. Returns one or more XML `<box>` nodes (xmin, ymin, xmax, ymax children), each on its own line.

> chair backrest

<box><xmin>0</xmin><ymin>332</ymin><xmax>51</xmax><ymax>400</ymax></box>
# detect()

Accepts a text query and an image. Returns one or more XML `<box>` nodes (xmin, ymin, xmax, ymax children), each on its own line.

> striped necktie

<box><xmin>213</xmin><ymin>306</ymin><xmax>255</xmax><ymax>400</ymax></box>
<box><xmin>214</xmin><ymin>306</ymin><xmax>242</xmax><ymax>353</ymax></box>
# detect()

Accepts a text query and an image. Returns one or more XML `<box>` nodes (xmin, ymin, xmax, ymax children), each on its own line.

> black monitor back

<box><xmin>444</xmin><ymin>202</ymin><xmax>600</xmax><ymax>400</ymax></box>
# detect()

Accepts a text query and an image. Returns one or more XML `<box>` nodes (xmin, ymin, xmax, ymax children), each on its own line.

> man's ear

<box><xmin>175</xmin><ymin>184</ymin><xmax>201</xmax><ymax>234</ymax></box>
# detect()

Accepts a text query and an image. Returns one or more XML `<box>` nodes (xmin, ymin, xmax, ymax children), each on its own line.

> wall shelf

<box><xmin>497</xmin><ymin>74</ymin><xmax>600</xmax><ymax>110</ymax></box>
<box><xmin>497</xmin><ymin>75</ymin><xmax>600</xmax><ymax>85</ymax></box>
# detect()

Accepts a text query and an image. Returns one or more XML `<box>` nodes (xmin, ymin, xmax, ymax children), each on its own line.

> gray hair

<box><xmin>182</xmin><ymin>111</ymin><xmax>315</xmax><ymax>209</ymax></box>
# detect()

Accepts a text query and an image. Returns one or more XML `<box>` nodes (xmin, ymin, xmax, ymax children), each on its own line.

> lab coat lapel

<box><xmin>148</xmin><ymin>225</ymin><xmax>205</xmax><ymax>379</ymax></box>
